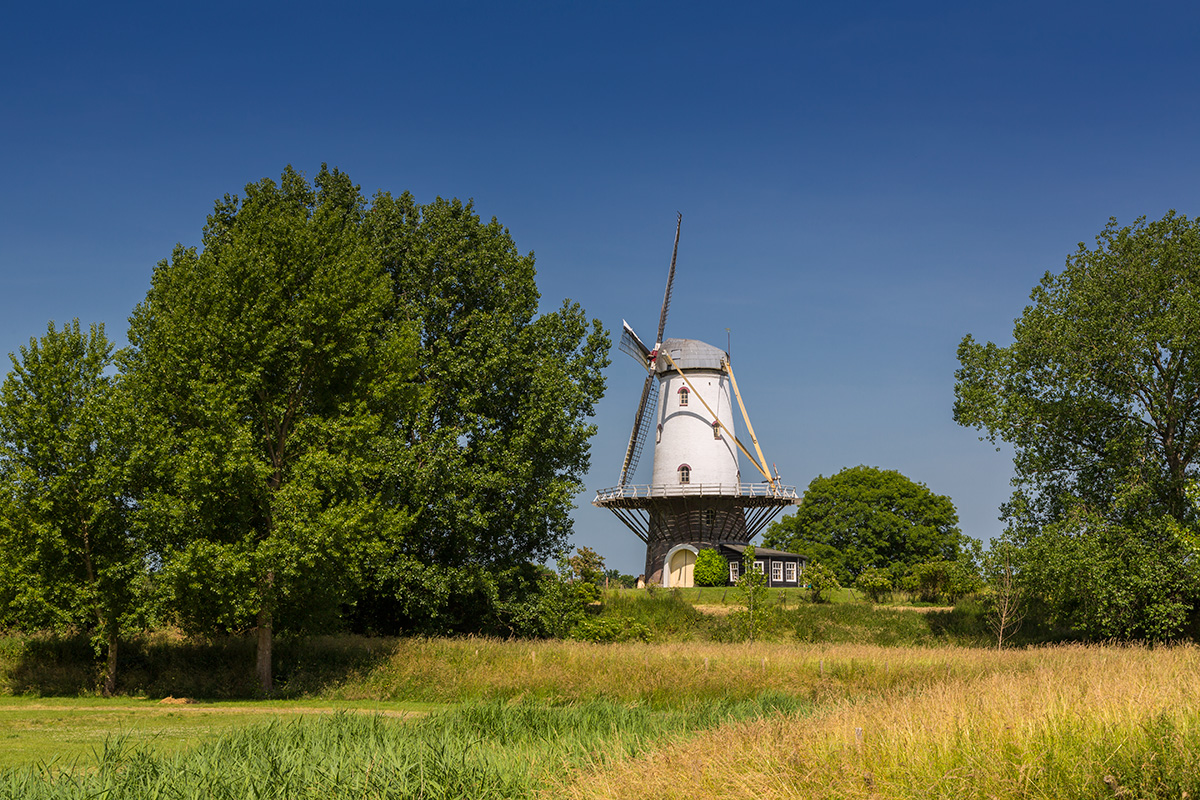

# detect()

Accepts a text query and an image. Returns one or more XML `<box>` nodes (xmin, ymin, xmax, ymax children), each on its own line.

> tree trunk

<box><xmin>103</xmin><ymin>628</ymin><xmax>118</xmax><ymax>697</ymax></box>
<box><xmin>256</xmin><ymin>603</ymin><xmax>273</xmax><ymax>696</ymax></box>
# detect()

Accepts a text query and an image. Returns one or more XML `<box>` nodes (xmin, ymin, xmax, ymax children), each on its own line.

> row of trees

<box><xmin>0</xmin><ymin>166</ymin><xmax>610</xmax><ymax>693</ymax></box>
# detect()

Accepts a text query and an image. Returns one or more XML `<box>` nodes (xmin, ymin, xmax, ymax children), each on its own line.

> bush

<box><xmin>855</xmin><ymin>567</ymin><xmax>892</xmax><ymax>603</ymax></box>
<box><xmin>805</xmin><ymin>562</ymin><xmax>841</xmax><ymax>603</ymax></box>
<box><xmin>569</xmin><ymin>615</ymin><xmax>652</xmax><ymax>643</ymax></box>
<box><xmin>693</xmin><ymin>549</ymin><xmax>729</xmax><ymax>587</ymax></box>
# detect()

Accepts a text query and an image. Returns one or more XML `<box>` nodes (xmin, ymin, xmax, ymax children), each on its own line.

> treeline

<box><xmin>0</xmin><ymin>166</ymin><xmax>610</xmax><ymax>694</ymax></box>
<box><xmin>762</xmin><ymin>213</ymin><xmax>1200</xmax><ymax>645</ymax></box>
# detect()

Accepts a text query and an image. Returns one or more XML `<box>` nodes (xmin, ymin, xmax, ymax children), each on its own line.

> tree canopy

<box><xmin>762</xmin><ymin>465</ymin><xmax>965</xmax><ymax>582</ymax></box>
<box><xmin>0</xmin><ymin>321</ymin><xmax>136</xmax><ymax>694</ymax></box>
<box><xmin>955</xmin><ymin>211</ymin><xmax>1200</xmax><ymax>639</ymax></box>
<box><xmin>124</xmin><ymin>166</ymin><xmax>410</xmax><ymax>692</ymax></box>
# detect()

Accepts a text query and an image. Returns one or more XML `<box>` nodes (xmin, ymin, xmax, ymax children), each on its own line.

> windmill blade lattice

<box><xmin>619</xmin><ymin>373</ymin><xmax>659</xmax><ymax>486</ymax></box>
<box><xmin>656</xmin><ymin>213</ymin><xmax>682</xmax><ymax>345</ymax></box>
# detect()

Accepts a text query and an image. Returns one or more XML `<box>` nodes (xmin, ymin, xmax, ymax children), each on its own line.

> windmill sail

<box><xmin>656</xmin><ymin>213</ymin><xmax>682</xmax><ymax>345</ymax></box>
<box><xmin>618</xmin><ymin>320</ymin><xmax>652</xmax><ymax>366</ymax></box>
<box><xmin>619</xmin><ymin>373</ymin><xmax>659</xmax><ymax>486</ymax></box>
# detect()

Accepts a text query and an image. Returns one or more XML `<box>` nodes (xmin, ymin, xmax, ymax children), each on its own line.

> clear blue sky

<box><xmin>3</xmin><ymin>1</ymin><xmax>1199</xmax><ymax>574</ymax></box>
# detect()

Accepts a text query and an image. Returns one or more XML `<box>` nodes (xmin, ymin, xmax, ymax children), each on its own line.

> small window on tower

<box><xmin>712</xmin><ymin>421</ymin><xmax>721</xmax><ymax>439</ymax></box>
<box><xmin>678</xmin><ymin>386</ymin><xmax>689</xmax><ymax>407</ymax></box>
<box><xmin>678</xmin><ymin>464</ymin><xmax>691</xmax><ymax>484</ymax></box>
<box><xmin>702</xmin><ymin>508</ymin><xmax>716</xmax><ymax>527</ymax></box>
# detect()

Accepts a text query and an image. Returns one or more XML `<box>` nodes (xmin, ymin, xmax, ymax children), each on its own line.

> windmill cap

<box><xmin>654</xmin><ymin>338</ymin><xmax>727</xmax><ymax>373</ymax></box>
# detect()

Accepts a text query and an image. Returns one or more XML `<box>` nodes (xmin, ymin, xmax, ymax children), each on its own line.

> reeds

<box><xmin>0</xmin><ymin>696</ymin><xmax>802</xmax><ymax>799</ymax></box>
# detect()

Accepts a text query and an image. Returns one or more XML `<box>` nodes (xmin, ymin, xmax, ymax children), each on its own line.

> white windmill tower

<box><xmin>593</xmin><ymin>216</ymin><xmax>799</xmax><ymax>586</ymax></box>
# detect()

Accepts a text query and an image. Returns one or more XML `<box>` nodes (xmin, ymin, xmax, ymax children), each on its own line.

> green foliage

<box><xmin>733</xmin><ymin>546</ymin><xmax>769</xmax><ymax>640</ymax></box>
<box><xmin>124</xmin><ymin>166</ymin><xmax>414</xmax><ymax>692</ymax></box>
<box><xmin>567</xmin><ymin>546</ymin><xmax>605</xmax><ymax>588</ymax></box>
<box><xmin>597</xmin><ymin>590</ymin><xmax>708</xmax><ymax>640</ymax></box>
<box><xmin>792</xmin><ymin>600</ymin><xmax>991</xmax><ymax>646</ymax></box>
<box><xmin>569</xmin><ymin>615</ymin><xmax>651</xmax><ymax>643</ymax></box>
<box><xmin>854</xmin><ymin>566</ymin><xmax>893</xmax><ymax>603</ymax></box>
<box><xmin>763</xmin><ymin>465</ymin><xmax>968</xmax><ymax>584</ymax></box>
<box><xmin>803</xmin><ymin>561</ymin><xmax>842</xmax><ymax>603</ymax></box>
<box><xmin>956</xmin><ymin>212</ymin><xmax>1200</xmax><ymax>640</ymax></box>
<box><xmin>693</xmin><ymin>548</ymin><xmax>729</xmax><ymax>587</ymax></box>
<box><xmin>0</xmin><ymin>321</ymin><xmax>140</xmax><ymax>694</ymax></box>
<box><xmin>905</xmin><ymin>559</ymin><xmax>982</xmax><ymax>604</ymax></box>
<box><xmin>363</xmin><ymin>193</ymin><xmax>609</xmax><ymax>572</ymax></box>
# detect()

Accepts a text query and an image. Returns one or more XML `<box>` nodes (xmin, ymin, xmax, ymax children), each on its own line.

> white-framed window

<box><xmin>785</xmin><ymin>562</ymin><xmax>797</xmax><ymax>582</ymax></box>
<box><xmin>678</xmin><ymin>386</ymin><xmax>690</xmax><ymax>406</ymax></box>
<box><xmin>712</xmin><ymin>421</ymin><xmax>722</xmax><ymax>439</ymax></box>
<box><xmin>771</xmin><ymin>561</ymin><xmax>783</xmax><ymax>582</ymax></box>
<box><xmin>729</xmin><ymin>561</ymin><xmax>740</xmax><ymax>582</ymax></box>
<box><xmin>753</xmin><ymin>560</ymin><xmax>764</xmax><ymax>574</ymax></box>
<box><xmin>678</xmin><ymin>464</ymin><xmax>691</xmax><ymax>484</ymax></box>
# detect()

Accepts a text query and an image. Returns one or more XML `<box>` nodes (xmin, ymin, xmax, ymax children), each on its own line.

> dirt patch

<box><xmin>158</xmin><ymin>696</ymin><xmax>197</xmax><ymax>705</ymax></box>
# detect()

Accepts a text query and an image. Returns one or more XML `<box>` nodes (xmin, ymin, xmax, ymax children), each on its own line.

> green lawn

<box><xmin>0</xmin><ymin>696</ymin><xmax>437</xmax><ymax>769</ymax></box>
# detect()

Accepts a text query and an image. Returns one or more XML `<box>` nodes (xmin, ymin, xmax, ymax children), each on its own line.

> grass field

<box><xmin>0</xmin><ymin>598</ymin><xmax>1189</xmax><ymax>798</ymax></box>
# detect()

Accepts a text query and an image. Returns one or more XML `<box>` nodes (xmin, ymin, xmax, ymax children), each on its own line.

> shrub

<box><xmin>805</xmin><ymin>562</ymin><xmax>841</xmax><ymax>603</ymax></box>
<box><xmin>854</xmin><ymin>567</ymin><xmax>892</xmax><ymax>603</ymax></box>
<box><xmin>693</xmin><ymin>549</ymin><xmax>729</xmax><ymax>587</ymax></box>
<box><xmin>569</xmin><ymin>615</ymin><xmax>652</xmax><ymax>643</ymax></box>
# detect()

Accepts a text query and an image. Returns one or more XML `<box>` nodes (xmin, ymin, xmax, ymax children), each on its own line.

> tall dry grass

<box><xmin>554</xmin><ymin>644</ymin><xmax>1200</xmax><ymax>799</ymax></box>
<box><xmin>332</xmin><ymin>638</ymin><xmax>1006</xmax><ymax>706</ymax></box>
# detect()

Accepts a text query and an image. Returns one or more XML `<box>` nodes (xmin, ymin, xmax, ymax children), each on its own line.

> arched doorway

<box><xmin>667</xmin><ymin>547</ymin><xmax>696</xmax><ymax>588</ymax></box>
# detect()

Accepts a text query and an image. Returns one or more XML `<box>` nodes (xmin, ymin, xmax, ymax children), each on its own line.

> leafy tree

<box><xmin>0</xmin><ymin>321</ymin><xmax>138</xmax><ymax>694</ymax></box>
<box><xmin>955</xmin><ymin>212</ymin><xmax>1200</xmax><ymax>639</ymax></box>
<box><xmin>124</xmin><ymin>166</ymin><xmax>414</xmax><ymax>693</ymax></box>
<box><xmin>733</xmin><ymin>546</ymin><xmax>769</xmax><ymax>640</ymax></box>
<box><xmin>854</xmin><ymin>566</ymin><xmax>892</xmax><ymax>603</ymax></box>
<box><xmin>693</xmin><ymin>548</ymin><xmax>729</xmax><ymax>587</ymax></box>
<box><xmin>363</xmin><ymin>194</ymin><xmax>609</xmax><ymax>580</ymax></box>
<box><xmin>763</xmin><ymin>466</ymin><xmax>967</xmax><ymax>583</ymax></box>
<box><xmin>567</xmin><ymin>546</ymin><xmax>605</xmax><ymax>588</ymax></box>
<box><xmin>804</xmin><ymin>561</ymin><xmax>841</xmax><ymax>603</ymax></box>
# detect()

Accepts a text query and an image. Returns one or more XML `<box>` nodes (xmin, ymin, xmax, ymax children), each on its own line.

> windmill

<box><xmin>594</xmin><ymin>215</ymin><xmax>800</xmax><ymax>587</ymax></box>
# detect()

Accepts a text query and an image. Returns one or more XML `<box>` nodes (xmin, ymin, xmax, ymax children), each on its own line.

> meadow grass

<box><xmin>0</xmin><ymin>696</ymin><xmax>435</xmax><ymax>769</ymax></box>
<box><xmin>555</xmin><ymin>644</ymin><xmax>1200</xmax><ymax>800</ymax></box>
<box><xmin>0</xmin><ymin>696</ymin><xmax>805</xmax><ymax>799</ymax></box>
<box><xmin>331</xmin><ymin>637</ymin><xmax>1016</xmax><ymax>707</ymax></box>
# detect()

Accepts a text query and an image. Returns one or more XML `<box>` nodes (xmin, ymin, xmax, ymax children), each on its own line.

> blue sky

<box><xmin>3</xmin><ymin>1</ymin><xmax>1199</xmax><ymax>574</ymax></box>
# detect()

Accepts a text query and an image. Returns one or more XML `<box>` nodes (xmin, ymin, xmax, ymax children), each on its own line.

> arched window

<box><xmin>656</xmin><ymin>423</ymin><xmax>662</xmax><ymax>443</ymax></box>
<box><xmin>677</xmin><ymin>386</ymin><xmax>689</xmax><ymax>407</ymax></box>
<box><xmin>712</xmin><ymin>421</ymin><xmax>722</xmax><ymax>439</ymax></box>
<box><xmin>678</xmin><ymin>463</ymin><xmax>691</xmax><ymax>484</ymax></box>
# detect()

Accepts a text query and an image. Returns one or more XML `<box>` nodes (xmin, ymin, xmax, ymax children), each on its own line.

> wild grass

<box><xmin>332</xmin><ymin>637</ymin><xmax>1012</xmax><ymax>707</ymax></box>
<box><xmin>555</xmin><ymin>644</ymin><xmax>1200</xmax><ymax>800</ymax></box>
<box><xmin>0</xmin><ymin>696</ymin><xmax>804</xmax><ymax>799</ymax></box>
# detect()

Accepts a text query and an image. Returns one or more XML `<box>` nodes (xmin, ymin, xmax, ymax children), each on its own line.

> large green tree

<box><xmin>0</xmin><ymin>321</ymin><xmax>137</xmax><ymax>694</ymax></box>
<box><xmin>125</xmin><ymin>166</ymin><xmax>414</xmax><ymax>693</ymax></box>
<box><xmin>357</xmin><ymin>193</ymin><xmax>609</xmax><ymax>627</ymax></box>
<box><xmin>955</xmin><ymin>211</ymin><xmax>1200</xmax><ymax>639</ymax></box>
<box><xmin>762</xmin><ymin>465</ymin><xmax>965</xmax><ymax>582</ymax></box>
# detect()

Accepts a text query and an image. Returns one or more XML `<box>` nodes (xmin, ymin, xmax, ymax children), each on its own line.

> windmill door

<box><xmin>669</xmin><ymin>549</ymin><xmax>696</xmax><ymax>588</ymax></box>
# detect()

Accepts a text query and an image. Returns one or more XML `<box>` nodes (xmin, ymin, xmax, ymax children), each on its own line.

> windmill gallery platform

<box><xmin>593</xmin><ymin>217</ymin><xmax>801</xmax><ymax>587</ymax></box>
